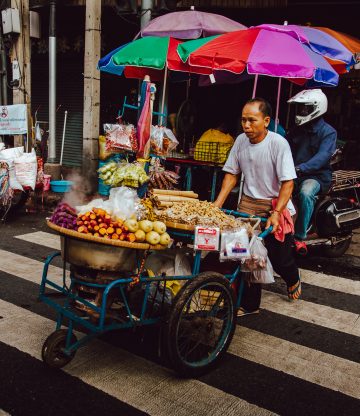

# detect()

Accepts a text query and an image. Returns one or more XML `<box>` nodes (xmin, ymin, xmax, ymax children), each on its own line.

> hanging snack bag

<box><xmin>150</xmin><ymin>125</ymin><xmax>179</xmax><ymax>156</ymax></box>
<box><xmin>104</xmin><ymin>123</ymin><xmax>137</xmax><ymax>153</ymax></box>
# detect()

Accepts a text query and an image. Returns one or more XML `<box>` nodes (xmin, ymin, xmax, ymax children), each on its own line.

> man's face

<box><xmin>241</xmin><ymin>103</ymin><xmax>270</xmax><ymax>143</ymax></box>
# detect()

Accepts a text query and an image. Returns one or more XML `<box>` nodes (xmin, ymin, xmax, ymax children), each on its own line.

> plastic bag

<box><xmin>220</xmin><ymin>227</ymin><xmax>250</xmax><ymax>261</ymax></box>
<box><xmin>0</xmin><ymin>146</ymin><xmax>24</xmax><ymax>190</ymax></box>
<box><xmin>104</xmin><ymin>123</ymin><xmax>137</xmax><ymax>152</ymax></box>
<box><xmin>98</xmin><ymin>135</ymin><xmax>113</xmax><ymax>160</ymax></box>
<box><xmin>111</xmin><ymin>161</ymin><xmax>148</xmax><ymax>188</ymax></box>
<box><xmin>76</xmin><ymin>186</ymin><xmax>140</xmax><ymax>221</ymax></box>
<box><xmin>35</xmin><ymin>157</ymin><xmax>44</xmax><ymax>188</ymax></box>
<box><xmin>14</xmin><ymin>149</ymin><xmax>37</xmax><ymax>190</ymax></box>
<box><xmin>144</xmin><ymin>249</ymin><xmax>191</xmax><ymax>296</ymax></box>
<box><xmin>150</xmin><ymin>125</ymin><xmax>179</xmax><ymax>156</ymax></box>
<box><xmin>242</xmin><ymin>236</ymin><xmax>275</xmax><ymax>284</ymax></box>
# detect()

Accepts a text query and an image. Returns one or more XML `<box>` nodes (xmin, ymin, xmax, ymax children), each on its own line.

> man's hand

<box><xmin>265</xmin><ymin>211</ymin><xmax>280</xmax><ymax>233</ymax></box>
<box><xmin>213</xmin><ymin>199</ymin><xmax>223</xmax><ymax>209</ymax></box>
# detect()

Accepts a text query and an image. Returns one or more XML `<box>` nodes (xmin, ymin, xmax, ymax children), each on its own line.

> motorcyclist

<box><xmin>287</xmin><ymin>89</ymin><xmax>337</xmax><ymax>249</ymax></box>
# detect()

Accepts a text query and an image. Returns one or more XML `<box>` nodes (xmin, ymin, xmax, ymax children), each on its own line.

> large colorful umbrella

<box><xmin>255</xmin><ymin>24</ymin><xmax>358</xmax><ymax>74</ymax></box>
<box><xmin>140</xmin><ymin>10</ymin><xmax>246</xmax><ymax>39</ymax></box>
<box><xmin>98</xmin><ymin>36</ymin><xmax>211</xmax><ymax>82</ymax></box>
<box><xmin>178</xmin><ymin>28</ymin><xmax>339</xmax><ymax>86</ymax></box>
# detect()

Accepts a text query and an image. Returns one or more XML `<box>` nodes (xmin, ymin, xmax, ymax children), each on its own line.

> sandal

<box><xmin>237</xmin><ymin>307</ymin><xmax>260</xmax><ymax>317</ymax></box>
<box><xmin>287</xmin><ymin>279</ymin><xmax>301</xmax><ymax>300</ymax></box>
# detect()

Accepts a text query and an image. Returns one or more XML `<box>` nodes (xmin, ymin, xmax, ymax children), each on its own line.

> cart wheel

<box><xmin>165</xmin><ymin>272</ymin><xmax>236</xmax><ymax>377</ymax></box>
<box><xmin>41</xmin><ymin>329</ymin><xmax>77</xmax><ymax>368</ymax></box>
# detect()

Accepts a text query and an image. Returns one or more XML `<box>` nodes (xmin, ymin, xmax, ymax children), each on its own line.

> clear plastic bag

<box><xmin>104</xmin><ymin>123</ymin><xmax>137</xmax><ymax>152</ymax></box>
<box><xmin>242</xmin><ymin>236</ymin><xmax>274</xmax><ymax>284</ymax></box>
<box><xmin>150</xmin><ymin>125</ymin><xmax>179</xmax><ymax>156</ymax></box>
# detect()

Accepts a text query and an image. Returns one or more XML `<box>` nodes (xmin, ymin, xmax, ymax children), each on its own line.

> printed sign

<box><xmin>194</xmin><ymin>226</ymin><xmax>220</xmax><ymax>251</ymax></box>
<box><xmin>0</xmin><ymin>104</ymin><xmax>27</xmax><ymax>135</ymax></box>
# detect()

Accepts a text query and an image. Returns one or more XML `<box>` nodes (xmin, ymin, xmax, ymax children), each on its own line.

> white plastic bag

<box><xmin>220</xmin><ymin>227</ymin><xmax>250</xmax><ymax>261</ymax></box>
<box><xmin>0</xmin><ymin>146</ymin><xmax>24</xmax><ymax>190</ymax></box>
<box><xmin>14</xmin><ymin>149</ymin><xmax>37</xmax><ymax>190</ymax></box>
<box><xmin>242</xmin><ymin>236</ymin><xmax>274</xmax><ymax>284</ymax></box>
<box><xmin>75</xmin><ymin>186</ymin><xmax>140</xmax><ymax>220</ymax></box>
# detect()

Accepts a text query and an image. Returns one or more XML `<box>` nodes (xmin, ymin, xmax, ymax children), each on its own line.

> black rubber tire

<box><xmin>165</xmin><ymin>272</ymin><xmax>236</xmax><ymax>378</ymax></box>
<box><xmin>41</xmin><ymin>329</ymin><xmax>77</xmax><ymax>368</ymax></box>
<box><xmin>322</xmin><ymin>237</ymin><xmax>352</xmax><ymax>258</ymax></box>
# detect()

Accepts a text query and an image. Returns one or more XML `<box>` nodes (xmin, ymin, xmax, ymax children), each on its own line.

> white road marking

<box><xmin>0</xmin><ymin>248</ymin><xmax>64</xmax><ymax>286</ymax></box>
<box><xmin>0</xmin><ymin>299</ymin><xmax>275</xmax><ymax>416</ymax></box>
<box><xmin>261</xmin><ymin>290</ymin><xmax>360</xmax><ymax>337</ymax></box>
<box><xmin>15</xmin><ymin>231</ymin><xmax>60</xmax><ymax>250</ymax></box>
<box><xmin>230</xmin><ymin>326</ymin><xmax>360</xmax><ymax>400</ymax></box>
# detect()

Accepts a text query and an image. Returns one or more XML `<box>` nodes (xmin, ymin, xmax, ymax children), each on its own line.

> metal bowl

<box><xmin>61</xmin><ymin>236</ymin><xmax>138</xmax><ymax>272</ymax></box>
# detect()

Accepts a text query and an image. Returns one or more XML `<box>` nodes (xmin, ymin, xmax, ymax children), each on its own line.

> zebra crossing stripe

<box><xmin>15</xmin><ymin>231</ymin><xmax>61</xmax><ymax>250</ymax></box>
<box><xmin>230</xmin><ymin>326</ymin><xmax>360</xmax><ymax>400</ymax></box>
<box><xmin>261</xmin><ymin>290</ymin><xmax>360</xmax><ymax>336</ymax></box>
<box><xmin>0</xmin><ymin>299</ymin><xmax>276</xmax><ymax>416</ymax></box>
<box><xmin>14</xmin><ymin>231</ymin><xmax>360</xmax><ymax>296</ymax></box>
<box><xmin>0</xmin><ymin>248</ymin><xmax>64</xmax><ymax>286</ymax></box>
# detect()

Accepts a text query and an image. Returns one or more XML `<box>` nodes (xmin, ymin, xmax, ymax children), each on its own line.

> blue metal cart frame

<box><xmin>39</xmin><ymin>211</ymin><xmax>271</xmax><ymax>375</ymax></box>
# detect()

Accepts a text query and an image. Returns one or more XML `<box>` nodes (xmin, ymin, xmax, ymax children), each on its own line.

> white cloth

<box><xmin>223</xmin><ymin>131</ymin><xmax>297</xmax><ymax>213</ymax></box>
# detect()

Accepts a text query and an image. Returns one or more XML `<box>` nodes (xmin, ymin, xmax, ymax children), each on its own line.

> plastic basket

<box><xmin>194</xmin><ymin>141</ymin><xmax>232</xmax><ymax>164</ymax></box>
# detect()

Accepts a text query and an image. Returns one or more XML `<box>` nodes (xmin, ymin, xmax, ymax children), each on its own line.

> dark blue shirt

<box><xmin>287</xmin><ymin>117</ymin><xmax>337</xmax><ymax>192</ymax></box>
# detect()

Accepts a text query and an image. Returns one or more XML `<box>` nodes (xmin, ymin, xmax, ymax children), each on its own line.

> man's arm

<box><xmin>297</xmin><ymin>131</ymin><xmax>337</xmax><ymax>173</ymax></box>
<box><xmin>213</xmin><ymin>173</ymin><xmax>239</xmax><ymax>208</ymax></box>
<box><xmin>265</xmin><ymin>179</ymin><xmax>294</xmax><ymax>233</ymax></box>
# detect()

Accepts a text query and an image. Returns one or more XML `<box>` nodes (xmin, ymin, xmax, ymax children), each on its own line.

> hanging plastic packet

<box><xmin>242</xmin><ymin>235</ymin><xmax>275</xmax><ymax>284</ymax></box>
<box><xmin>150</xmin><ymin>125</ymin><xmax>179</xmax><ymax>156</ymax></box>
<box><xmin>220</xmin><ymin>227</ymin><xmax>250</xmax><ymax>261</ymax></box>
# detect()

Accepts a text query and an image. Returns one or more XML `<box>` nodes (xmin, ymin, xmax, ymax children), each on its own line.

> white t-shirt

<box><xmin>223</xmin><ymin>131</ymin><xmax>297</xmax><ymax>209</ymax></box>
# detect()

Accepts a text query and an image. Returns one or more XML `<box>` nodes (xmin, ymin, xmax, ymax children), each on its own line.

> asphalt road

<box><xmin>0</xmin><ymin>210</ymin><xmax>360</xmax><ymax>416</ymax></box>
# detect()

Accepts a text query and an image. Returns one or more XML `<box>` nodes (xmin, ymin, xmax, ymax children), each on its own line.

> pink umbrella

<box><xmin>141</xmin><ymin>9</ymin><xmax>246</xmax><ymax>39</ymax></box>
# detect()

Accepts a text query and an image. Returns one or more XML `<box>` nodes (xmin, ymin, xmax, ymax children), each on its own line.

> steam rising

<box><xmin>62</xmin><ymin>172</ymin><xmax>92</xmax><ymax>207</ymax></box>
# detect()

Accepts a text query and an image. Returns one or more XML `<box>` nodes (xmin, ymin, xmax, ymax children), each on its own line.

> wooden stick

<box><xmin>155</xmin><ymin>195</ymin><xmax>198</xmax><ymax>202</ymax></box>
<box><xmin>152</xmin><ymin>189</ymin><xmax>198</xmax><ymax>198</ymax></box>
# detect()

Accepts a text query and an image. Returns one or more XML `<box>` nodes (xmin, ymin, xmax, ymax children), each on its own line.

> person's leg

<box><xmin>294</xmin><ymin>179</ymin><xmax>321</xmax><ymax>240</ymax></box>
<box><xmin>240</xmin><ymin>281</ymin><xmax>262</xmax><ymax>312</ymax></box>
<box><xmin>265</xmin><ymin>234</ymin><xmax>301</xmax><ymax>299</ymax></box>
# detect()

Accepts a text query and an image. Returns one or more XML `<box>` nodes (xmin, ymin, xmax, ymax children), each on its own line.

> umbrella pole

<box><xmin>275</xmin><ymin>78</ymin><xmax>282</xmax><ymax>133</ymax></box>
<box><xmin>252</xmin><ymin>74</ymin><xmax>259</xmax><ymax>98</ymax></box>
<box><xmin>285</xmin><ymin>82</ymin><xmax>293</xmax><ymax>130</ymax></box>
<box><xmin>159</xmin><ymin>66</ymin><xmax>168</xmax><ymax>126</ymax></box>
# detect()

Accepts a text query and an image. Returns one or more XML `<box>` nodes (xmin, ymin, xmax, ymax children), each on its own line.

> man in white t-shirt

<box><xmin>214</xmin><ymin>98</ymin><xmax>301</xmax><ymax>315</ymax></box>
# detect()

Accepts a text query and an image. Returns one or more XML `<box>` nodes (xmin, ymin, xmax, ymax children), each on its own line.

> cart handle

<box><xmin>221</xmin><ymin>209</ymin><xmax>273</xmax><ymax>238</ymax></box>
<box><xmin>221</xmin><ymin>209</ymin><xmax>268</xmax><ymax>222</ymax></box>
<box><xmin>258</xmin><ymin>226</ymin><xmax>273</xmax><ymax>239</ymax></box>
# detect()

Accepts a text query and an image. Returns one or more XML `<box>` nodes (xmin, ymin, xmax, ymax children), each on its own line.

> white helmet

<box><xmin>287</xmin><ymin>89</ymin><xmax>328</xmax><ymax>126</ymax></box>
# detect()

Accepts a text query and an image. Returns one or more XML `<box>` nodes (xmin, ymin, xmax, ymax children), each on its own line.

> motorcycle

<box><xmin>295</xmin><ymin>169</ymin><xmax>360</xmax><ymax>257</ymax></box>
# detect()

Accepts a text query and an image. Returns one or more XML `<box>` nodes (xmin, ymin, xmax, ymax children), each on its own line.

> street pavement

<box><xmin>0</xmin><ymin>211</ymin><xmax>360</xmax><ymax>416</ymax></box>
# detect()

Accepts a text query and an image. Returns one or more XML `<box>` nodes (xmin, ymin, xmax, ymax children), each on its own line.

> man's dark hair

<box><xmin>244</xmin><ymin>98</ymin><xmax>272</xmax><ymax>119</ymax></box>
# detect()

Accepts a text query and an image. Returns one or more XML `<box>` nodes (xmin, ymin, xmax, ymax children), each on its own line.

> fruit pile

<box><xmin>74</xmin><ymin>208</ymin><xmax>170</xmax><ymax>246</ymax></box>
<box><xmin>50</xmin><ymin>203</ymin><xmax>77</xmax><ymax>229</ymax></box>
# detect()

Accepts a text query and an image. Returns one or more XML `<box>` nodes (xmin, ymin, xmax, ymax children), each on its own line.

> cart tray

<box><xmin>164</xmin><ymin>220</ymin><xmax>195</xmax><ymax>231</ymax></box>
<box><xmin>47</xmin><ymin>220</ymin><xmax>165</xmax><ymax>251</ymax></box>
